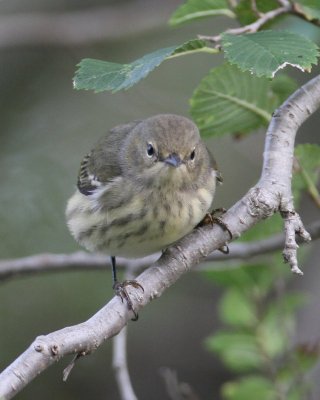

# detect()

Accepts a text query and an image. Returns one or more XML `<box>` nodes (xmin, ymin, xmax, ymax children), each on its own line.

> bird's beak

<box><xmin>163</xmin><ymin>153</ymin><xmax>182</xmax><ymax>168</ymax></box>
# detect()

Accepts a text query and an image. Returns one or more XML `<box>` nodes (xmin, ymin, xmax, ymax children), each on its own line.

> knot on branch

<box><xmin>247</xmin><ymin>187</ymin><xmax>278</xmax><ymax>219</ymax></box>
<box><xmin>33</xmin><ymin>336</ymin><xmax>61</xmax><ymax>358</ymax></box>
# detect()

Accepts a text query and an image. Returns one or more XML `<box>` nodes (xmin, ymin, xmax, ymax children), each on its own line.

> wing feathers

<box><xmin>76</xmin><ymin>120</ymin><xmax>141</xmax><ymax>196</ymax></box>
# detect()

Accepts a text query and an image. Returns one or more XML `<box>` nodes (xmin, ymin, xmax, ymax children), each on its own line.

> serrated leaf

<box><xmin>73</xmin><ymin>40</ymin><xmax>215</xmax><ymax>93</ymax></box>
<box><xmin>235</xmin><ymin>0</ymin><xmax>279</xmax><ymax>25</ymax></box>
<box><xmin>293</xmin><ymin>144</ymin><xmax>320</xmax><ymax>207</ymax></box>
<box><xmin>169</xmin><ymin>0</ymin><xmax>235</xmax><ymax>26</ymax></box>
<box><xmin>206</xmin><ymin>331</ymin><xmax>264</xmax><ymax>371</ymax></box>
<box><xmin>219</xmin><ymin>289</ymin><xmax>257</xmax><ymax>328</ymax></box>
<box><xmin>293</xmin><ymin>0</ymin><xmax>320</xmax><ymax>21</ymax></box>
<box><xmin>190</xmin><ymin>63</ymin><xmax>296</xmax><ymax>136</ymax></box>
<box><xmin>221</xmin><ymin>30</ymin><xmax>319</xmax><ymax>78</ymax></box>
<box><xmin>222</xmin><ymin>376</ymin><xmax>275</xmax><ymax>400</ymax></box>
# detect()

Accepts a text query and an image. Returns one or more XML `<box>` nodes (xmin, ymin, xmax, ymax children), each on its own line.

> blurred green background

<box><xmin>0</xmin><ymin>1</ymin><xmax>319</xmax><ymax>399</ymax></box>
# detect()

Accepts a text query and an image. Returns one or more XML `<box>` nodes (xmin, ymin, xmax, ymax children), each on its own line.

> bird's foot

<box><xmin>198</xmin><ymin>208</ymin><xmax>232</xmax><ymax>254</ymax></box>
<box><xmin>113</xmin><ymin>280</ymin><xmax>144</xmax><ymax>321</ymax></box>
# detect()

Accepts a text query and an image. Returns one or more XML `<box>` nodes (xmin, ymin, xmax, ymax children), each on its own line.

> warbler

<box><xmin>66</xmin><ymin>114</ymin><xmax>222</xmax><ymax>318</ymax></box>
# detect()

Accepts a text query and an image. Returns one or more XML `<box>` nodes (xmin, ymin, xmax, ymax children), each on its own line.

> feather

<box><xmin>76</xmin><ymin>120</ymin><xmax>141</xmax><ymax>196</ymax></box>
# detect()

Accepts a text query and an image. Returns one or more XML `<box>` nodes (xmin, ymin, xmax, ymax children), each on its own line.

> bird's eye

<box><xmin>146</xmin><ymin>143</ymin><xmax>154</xmax><ymax>158</ymax></box>
<box><xmin>190</xmin><ymin>149</ymin><xmax>196</xmax><ymax>161</ymax></box>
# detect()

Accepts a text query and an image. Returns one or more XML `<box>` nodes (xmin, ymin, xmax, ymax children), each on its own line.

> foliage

<box><xmin>73</xmin><ymin>0</ymin><xmax>319</xmax><ymax>140</ymax></box>
<box><xmin>235</xmin><ymin>0</ymin><xmax>280</xmax><ymax>25</ymax></box>
<box><xmin>221</xmin><ymin>30</ymin><xmax>319</xmax><ymax>78</ymax></box>
<box><xmin>168</xmin><ymin>0</ymin><xmax>235</xmax><ymax>25</ymax></box>
<box><xmin>74</xmin><ymin>40</ymin><xmax>217</xmax><ymax>93</ymax></box>
<box><xmin>190</xmin><ymin>64</ymin><xmax>296</xmax><ymax>137</ymax></box>
<box><xmin>203</xmin><ymin>143</ymin><xmax>320</xmax><ymax>398</ymax></box>
<box><xmin>73</xmin><ymin>0</ymin><xmax>320</xmax><ymax>398</ymax></box>
<box><xmin>293</xmin><ymin>0</ymin><xmax>320</xmax><ymax>21</ymax></box>
<box><xmin>293</xmin><ymin>144</ymin><xmax>320</xmax><ymax>207</ymax></box>
<box><xmin>204</xmin><ymin>262</ymin><xmax>317</xmax><ymax>400</ymax></box>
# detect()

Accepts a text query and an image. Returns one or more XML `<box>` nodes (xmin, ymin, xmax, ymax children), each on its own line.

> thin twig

<box><xmin>112</xmin><ymin>270</ymin><xmax>138</xmax><ymax>400</ymax></box>
<box><xmin>0</xmin><ymin>220</ymin><xmax>319</xmax><ymax>282</ymax></box>
<box><xmin>160</xmin><ymin>368</ymin><xmax>200</xmax><ymax>400</ymax></box>
<box><xmin>251</xmin><ymin>0</ymin><xmax>264</xmax><ymax>18</ymax></box>
<box><xmin>113</xmin><ymin>328</ymin><xmax>137</xmax><ymax>400</ymax></box>
<box><xmin>226</xmin><ymin>0</ymin><xmax>238</xmax><ymax>9</ymax></box>
<box><xmin>277</xmin><ymin>0</ymin><xmax>291</xmax><ymax>7</ymax></box>
<box><xmin>199</xmin><ymin>3</ymin><xmax>291</xmax><ymax>43</ymax></box>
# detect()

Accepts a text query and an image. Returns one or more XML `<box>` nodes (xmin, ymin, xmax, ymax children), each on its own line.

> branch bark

<box><xmin>0</xmin><ymin>218</ymin><xmax>319</xmax><ymax>281</ymax></box>
<box><xmin>0</xmin><ymin>74</ymin><xmax>319</xmax><ymax>399</ymax></box>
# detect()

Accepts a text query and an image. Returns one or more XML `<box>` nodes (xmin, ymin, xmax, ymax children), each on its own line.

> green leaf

<box><xmin>259</xmin><ymin>293</ymin><xmax>307</xmax><ymax>360</ymax></box>
<box><xmin>221</xmin><ymin>30</ymin><xmax>319</xmax><ymax>78</ymax></box>
<box><xmin>257</xmin><ymin>308</ymin><xmax>288</xmax><ymax>358</ymax></box>
<box><xmin>206</xmin><ymin>332</ymin><xmax>264</xmax><ymax>371</ymax></box>
<box><xmin>222</xmin><ymin>376</ymin><xmax>275</xmax><ymax>400</ymax></box>
<box><xmin>235</xmin><ymin>0</ymin><xmax>279</xmax><ymax>25</ymax></box>
<box><xmin>169</xmin><ymin>0</ymin><xmax>235</xmax><ymax>26</ymax></box>
<box><xmin>293</xmin><ymin>144</ymin><xmax>320</xmax><ymax>207</ymax></box>
<box><xmin>219</xmin><ymin>289</ymin><xmax>257</xmax><ymax>328</ymax></box>
<box><xmin>73</xmin><ymin>39</ymin><xmax>216</xmax><ymax>93</ymax></box>
<box><xmin>293</xmin><ymin>0</ymin><xmax>320</xmax><ymax>21</ymax></box>
<box><xmin>190</xmin><ymin>63</ymin><xmax>296</xmax><ymax>136</ymax></box>
<box><xmin>203</xmin><ymin>263</ymin><xmax>274</xmax><ymax>295</ymax></box>
<box><xmin>167</xmin><ymin>39</ymin><xmax>218</xmax><ymax>59</ymax></box>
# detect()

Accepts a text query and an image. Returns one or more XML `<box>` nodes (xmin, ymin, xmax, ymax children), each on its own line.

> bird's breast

<box><xmin>66</xmin><ymin>174</ymin><xmax>216</xmax><ymax>258</ymax></box>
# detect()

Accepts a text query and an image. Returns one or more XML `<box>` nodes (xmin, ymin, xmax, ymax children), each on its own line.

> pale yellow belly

<box><xmin>66</xmin><ymin>186</ymin><xmax>214</xmax><ymax>258</ymax></box>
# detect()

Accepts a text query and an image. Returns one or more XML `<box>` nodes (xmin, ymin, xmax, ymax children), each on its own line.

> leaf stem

<box><xmin>166</xmin><ymin>46</ymin><xmax>219</xmax><ymax>60</ymax></box>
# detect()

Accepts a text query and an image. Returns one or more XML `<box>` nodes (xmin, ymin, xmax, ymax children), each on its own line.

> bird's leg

<box><xmin>111</xmin><ymin>256</ymin><xmax>144</xmax><ymax>321</ymax></box>
<box><xmin>197</xmin><ymin>208</ymin><xmax>232</xmax><ymax>254</ymax></box>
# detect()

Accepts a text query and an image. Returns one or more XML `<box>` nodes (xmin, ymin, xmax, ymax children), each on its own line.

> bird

<box><xmin>66</xmin><ymin>114</ymin><xmax>222</xmax><ymax>319</ymax></box>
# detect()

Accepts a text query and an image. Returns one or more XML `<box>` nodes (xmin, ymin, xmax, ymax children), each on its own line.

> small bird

<box><xmin>66</xmin><ymin>114</ymin><xmax>222</xmax><ymax>319</ymax></box>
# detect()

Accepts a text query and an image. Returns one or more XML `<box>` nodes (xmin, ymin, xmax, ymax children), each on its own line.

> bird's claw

<box><xmin>198</xmin><ymin>208</ymin><xmax>232</xmax><ymax>254</ymax></box>
<box><xmin>113</xmin><ymin>280</ymin><xmax>144</xmax><ymax>321</ymax></box>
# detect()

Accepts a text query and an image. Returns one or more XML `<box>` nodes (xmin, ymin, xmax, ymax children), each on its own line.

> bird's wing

<box><xmin>206</xmin><ymin>146</ymin><xmax>223</xmax><ymax>183</ymax></box>
<box><xmin>77</xmin><ymin>121</ymin><xmax>141</xmax><ymax>195</ymax></box>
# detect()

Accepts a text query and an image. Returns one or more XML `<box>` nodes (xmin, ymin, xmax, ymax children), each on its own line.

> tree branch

<box><xmin>160</xmin><ymin>368</ymin><xmax>200</xmax><ymax>400</ymax></box>
<box><xmin>199</xmin><ymin>2</ymin><xmax>292</xmax><ymax>43</ymax></box>
<box><xmin>0</xmin><ymin>219</ymin><xmax>319</xmax><ymax>281</ymax></box>
<box><xmin>0</xmin><ymin>74</ymin><xmax>319</xmax><ymax>399</ymax></box>
<box><xmin>112</xmin><ymin>270</ymin><xmax>138</xmax><ymax>400</ymax></box>
<box><xmin>112</xmin><ymin>326</ymin><xmax>137</xmax><ymax>400</ymax></box>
